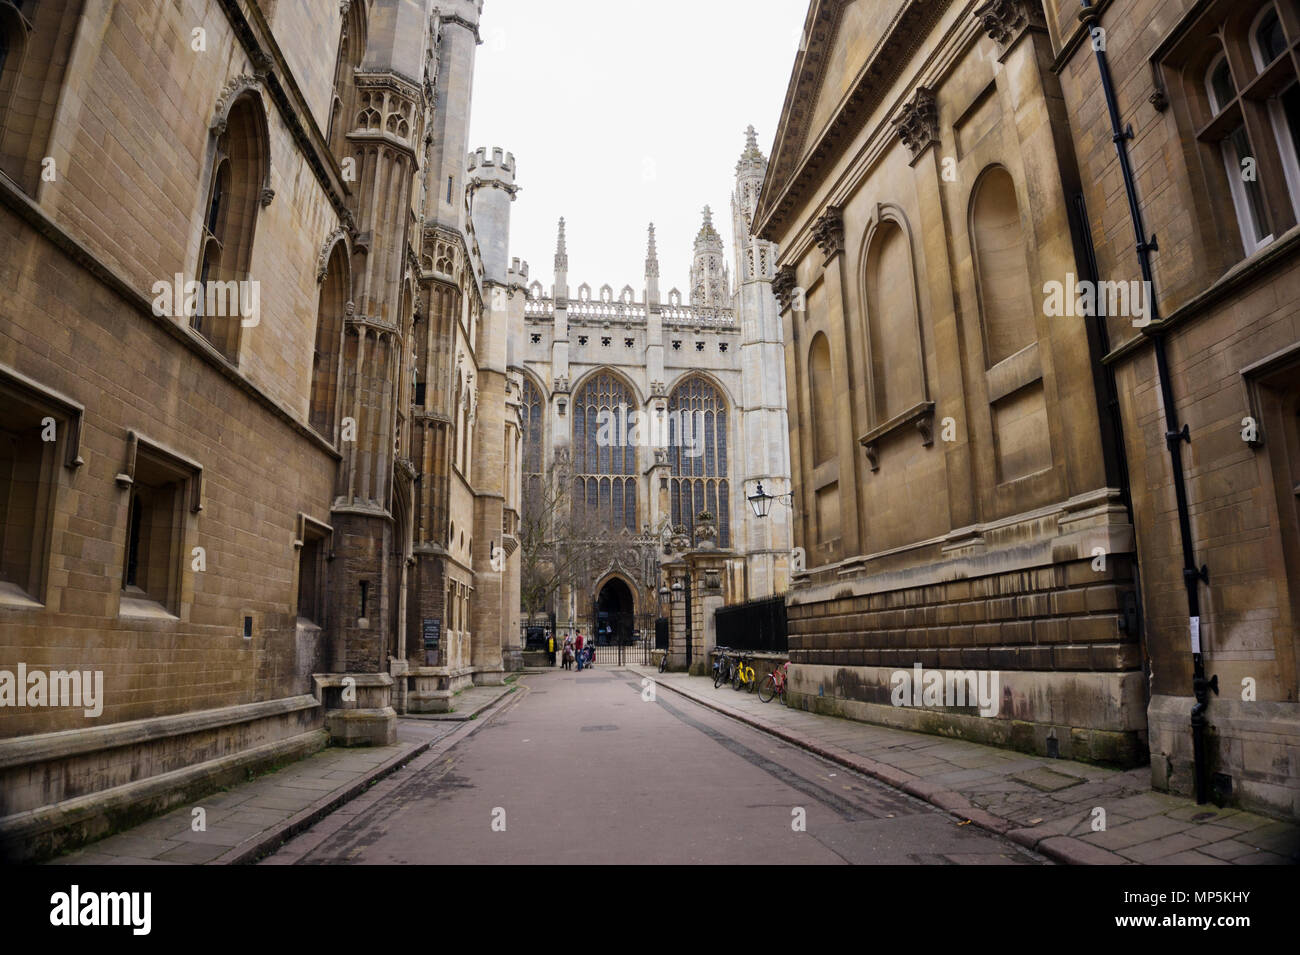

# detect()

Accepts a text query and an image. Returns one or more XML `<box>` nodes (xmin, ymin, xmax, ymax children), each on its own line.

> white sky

<box><xmin>467</xmin><ymin>0</ymin><xmax>810</xmax><ymax>298</ymax></box>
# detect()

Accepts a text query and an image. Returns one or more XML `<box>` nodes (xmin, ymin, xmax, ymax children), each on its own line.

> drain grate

<box><xmin>580</xmin><ymin>724</ymin><xmax>618</xmax><ymax>732</ymax></box>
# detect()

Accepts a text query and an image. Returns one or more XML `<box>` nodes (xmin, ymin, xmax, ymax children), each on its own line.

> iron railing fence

<box><xmin>714</xmin><ymin>595</ymin><xmax>787</xmax><ymax>653</ymax></box>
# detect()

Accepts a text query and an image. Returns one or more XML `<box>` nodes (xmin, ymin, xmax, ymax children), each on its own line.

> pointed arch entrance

<box><xmin>594</xmin><ymin>575</ymin><xmax>635</xmax><ymax>647</ymax></box>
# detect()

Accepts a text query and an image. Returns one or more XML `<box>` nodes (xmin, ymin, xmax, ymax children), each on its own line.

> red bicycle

<box><xmin>758</xmin><ymin>661</ymin><xmax>789</xmax><ymax>704</ymax></box>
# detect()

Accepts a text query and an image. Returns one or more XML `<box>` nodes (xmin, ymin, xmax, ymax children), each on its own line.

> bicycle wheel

<box><xmin>714</xmin><ymin>663</ymin><xmax>726</xmax><ymax>688</ymax></box>
<box><xmin>758</xmin><ymin>674</ymin><xmax>775</xmax><ymax>702</ymax></box>
<box><xmin>731</xmin><ymin>668</ymin><xmax>742</xmax><ymax>691</ymax></box>
<box><xmin>747</xmin><ymin>668</ymin><xmax>758</xmax><ymax>693</ymax></box>
<box><xmin>659</xmin><ymin>652</ymin><xmax>668</xmax><ymax>673</ymax></box>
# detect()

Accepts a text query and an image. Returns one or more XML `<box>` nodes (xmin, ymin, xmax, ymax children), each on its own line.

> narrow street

<box><xmin>266</xmin><ymin>670</ymin><xmax>1045</xmax><ymax>865</ymax></box>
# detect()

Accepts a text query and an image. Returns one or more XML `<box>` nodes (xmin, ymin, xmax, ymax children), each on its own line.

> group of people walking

<box><xmin>549</xmin><ymin>631</ymin><xmax>594</xmax><ymax>671</ymax></box>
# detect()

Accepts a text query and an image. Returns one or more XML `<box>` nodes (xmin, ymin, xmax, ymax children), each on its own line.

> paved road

<box><xmin>266</xmin><ymin>669</ymin><xmax>1047</xmax><ymax>864</ymax></box>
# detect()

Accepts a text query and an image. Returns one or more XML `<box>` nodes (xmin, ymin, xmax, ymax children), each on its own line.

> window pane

<box><xmin>1211</xmin><ymin>56</ymin><xmax>1236</xmax><ymax>112</ymax></box>
<box><xmin>1228</xmin><ymin>125</ymin><xmax>1271</xmax><ymax>240</ymax></box>
<box><xmin>1283</xmin><ymin>83</ymin><xmax>1300</xmax><ymax>171</ymax></box>
<box><xmin>1258</xmin><ymin>10</ymin><xmax>1286</xmax><ymax>65</ymax></box>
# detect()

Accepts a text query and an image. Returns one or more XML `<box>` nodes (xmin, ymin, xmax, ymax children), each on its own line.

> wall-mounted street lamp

<box><xmin>747</xmin><ymin>481</ymin><xmax>793</xmax><ymax>519</ymax></box>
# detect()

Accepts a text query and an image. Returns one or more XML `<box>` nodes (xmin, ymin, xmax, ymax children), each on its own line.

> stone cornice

<box><xmin>437</xmin><ymin>13</ymin><xmax>483</xmax><ymax>44</ymax></box>
<box><xmin>217</xmin><ymin>0</ymin><xmax>354</xmax><ymax>230</ymax></box>
<box><xmin>756</xmin><ymin>0</ymin><xmax>956</xmax><ymax>242</ymax></box>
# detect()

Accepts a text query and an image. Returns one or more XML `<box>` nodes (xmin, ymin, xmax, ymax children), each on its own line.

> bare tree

<box><xmin>520</xmin><ymin>465</ymin><xmax>667</xmax><ymax>622</ymax></box>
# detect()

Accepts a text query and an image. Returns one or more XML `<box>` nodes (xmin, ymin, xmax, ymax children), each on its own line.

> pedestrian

<box><xmin>547</xmin><ymin>633</ymin><xmax>556</xmax><ymax>667</ymax></box>
<box><xmin>575</xmin><ymin>630</ymin><xmax>585</xmax><ymax>671</ymax></box>
<box><xmin>562</xmin><ymin>634</ymin><xmax>574</xmax><ymax>670</ymax></box>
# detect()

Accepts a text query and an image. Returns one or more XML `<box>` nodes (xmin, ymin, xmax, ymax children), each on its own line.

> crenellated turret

<box><xmin>425</xmin><ymin>0</ymin><xmax>484</xmax><ymax>235</ymax></box>
<box><xmin>469</xmin><ymin>146</ymin><xmax>520</xmax><ymax>285</ymax></box>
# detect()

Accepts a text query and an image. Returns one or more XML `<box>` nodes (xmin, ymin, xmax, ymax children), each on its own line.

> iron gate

<box><xmin>585</xmin><ymin>610</ymin><xmax>657</xmax><ymax>666</ymax></box>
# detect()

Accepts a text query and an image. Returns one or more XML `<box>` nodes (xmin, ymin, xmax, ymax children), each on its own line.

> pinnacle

<box><xmin>554</xmin><ymin>216</ymin><xmax>568</xmax><ymax>272</ymax></box>
<box><xmin>646</xmin><ymin>222</ymin><xmax>660</xmax><ymax>277</ymax></box>
<box><xmin>696</xmin><ymin>206</ymin><xmax>721</xmax><ymax>245</ymax></box>
<box><xmin>737</xmin><ymin>124</ymin><xmax>767</xmax><ymax>171</ymax></box>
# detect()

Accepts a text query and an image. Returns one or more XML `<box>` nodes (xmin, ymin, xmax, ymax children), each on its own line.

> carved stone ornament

<box><xmin>772</xmin><ymin>265</ymin><xmax>798</xmax><ymax>311</ymax></box>
<box><xmin>862</xmin><ymin>440</ymin><xmax>880</xmax><ymax>473</ymax></box>
<box><xmin>812</xmin><ymin>206</ymin><xmax>845</xmax><ymax>260</ymax></box>
<box><xmin>210</xmin><ymin>74</ymin><xmax>262</xmax><ymax>136</ymax></box>
<box><xmin>316</xmin><ymin>229</ymin><xmax>348</xmax><ymax>283</ymax></box>
<box><xmin>973</xmin><ymin>0</ymin><xmax>1047</xmax><ymax>50</ymax></box>
<box><xmin>892</xmin><ymin>87</ymin><xmax>938</xmax><ymax>161</ymax></box>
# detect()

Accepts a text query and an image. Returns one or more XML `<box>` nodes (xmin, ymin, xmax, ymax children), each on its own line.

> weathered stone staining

<box><xmin>757</xmin><ymin>0</ymin><xmax>1300</xmax><ymax>823</ymax></box>
<box><xmin>0</xmin><ymin>0</ymin><xmax>524</xmax><ymax>860</ymax></box>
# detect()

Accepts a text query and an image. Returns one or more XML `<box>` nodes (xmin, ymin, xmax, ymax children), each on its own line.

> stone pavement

<box><xmin>402</xmin><ymin>682</ymin><xmax>519</xmax><ymax>721</ymax></box>
<box><xmin>634</xmin><ymin>667</ymin><xmax>1300</xmax><ymax>866</ymax></box>
<box><xmin>45</xmin><ymin>683</ymin><xmax>517</xmax><ymax>865</ymax></box>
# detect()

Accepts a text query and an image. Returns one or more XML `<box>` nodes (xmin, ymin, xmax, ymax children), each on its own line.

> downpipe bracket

<box><xmin>1165</xmin><ymin>423</ymin><xmax>1190</xmax><ymax>448</ymax></box>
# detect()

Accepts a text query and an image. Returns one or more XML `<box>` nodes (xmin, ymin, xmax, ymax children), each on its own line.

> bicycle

<box><xmin>731</xmin><ymin>653</ymin><xmax>757</xmax><ymax>693</ymax></box>
<box><xmin>658</xmin><ymin>650</ymin><xmax>669</xmax><ymax>673</ymax></box>
<box><xmin>758</xmin><ymin>661</ymin><xmax>789</xmax><ymax>704</ymax></box>
<box><xmin>712</xmin><ymin>647</ymin><xmax>733</xmax><ymax>688</ymax></box>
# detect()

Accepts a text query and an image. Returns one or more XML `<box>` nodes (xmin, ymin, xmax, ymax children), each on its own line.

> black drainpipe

<box><xmin>1079</xmin><ymin>0</ymin><xmax>1218</xmax><ymax>803</ymax></box>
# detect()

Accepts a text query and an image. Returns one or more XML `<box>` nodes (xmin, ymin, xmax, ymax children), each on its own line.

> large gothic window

<box><xmin>310</xmin><ymin>240</ymin><xmax>348</xmax><ymax>439</ymax></box>
<box><xmin>669</xmin><ymin>376</ymin><xmax>730</xmax><ymax>548</ymax></box>
<box><xmin>194</xmin><ymin>92</ymin><xmax>269</xmax><ymax>363</ymax></box>
<box><xmin>573</xmin><ymin>373</ymin><xmax>637</xmax><ymax>532</ymax></box>
<box><xmin>328</xmin><ymin>0</ymin><xmax>366</xmax><ymax>157</ymax></box>
<box><xmin>521</xmin><ymin>375</ymin><xmax>544</xmax><ymax>501</ymax></box>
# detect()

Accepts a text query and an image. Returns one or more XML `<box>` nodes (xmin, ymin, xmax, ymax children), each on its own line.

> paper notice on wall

<box><xmin>1190</xmin><ymin>615</ymin><xmax>1201</xmax><ymax>654</ymax></box>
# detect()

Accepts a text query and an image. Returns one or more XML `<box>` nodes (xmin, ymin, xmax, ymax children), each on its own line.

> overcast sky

<box><xmin>467</xmin><ymin>0</ymin><xmax>809</xmax><ymax>298</ymax></box>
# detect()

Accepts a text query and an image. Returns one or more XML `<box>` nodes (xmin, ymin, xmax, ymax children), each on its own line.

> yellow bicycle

<box><xmin>731</xmin><ymin>653</ymin><xmax>757</xmax><ymax>693</ymax></box>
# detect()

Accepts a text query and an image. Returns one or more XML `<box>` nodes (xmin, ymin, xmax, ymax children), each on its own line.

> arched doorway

<box><xmin>594</xmin><ymin>577</ymin><xmax>635</xmax><ymax>647</ymax></box>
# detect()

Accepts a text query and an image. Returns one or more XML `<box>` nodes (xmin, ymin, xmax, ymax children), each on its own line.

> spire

<box><xmin>736</xmin><ymin>124</ymin><xmax>768</xmax><ymax>174</ymax></box>
<box><xmin>696</xmin><ymin>206</ymin><xmax>721</xmax><ymax>246</ymax></box>
<box><xmin>554</xmin><ymin>216</ymin><xmax>568</xmax><ymax>273</ymax></box>
<box><xmin>645</xmin><ymin>222</ymin><xmax>660</xmax><ymax>278</ymax></box>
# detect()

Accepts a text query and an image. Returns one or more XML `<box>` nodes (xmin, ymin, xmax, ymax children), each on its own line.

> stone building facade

<box><xmin>757</xmin><ymin>0</ymin><xmax>1148</xmax><ymax>770</ymax></box>
<box><xmin>757</xmin><ymin>0</ymin><xmax>1299</xmax><ymax>820</ymax></box>
<box><xmin>518</xmin><ymin>129</ymin><xmax>793</xmax><ymax>638</ymax></box>
<box><xmin>0</xmin><ymin>0</ymin><xmax>523</xmax><ymax>859</ymax></box>
<box><xmin>1048</xmin><ymin>0</ymin><xmax>1300</xmax><ymax>818</ymax></box>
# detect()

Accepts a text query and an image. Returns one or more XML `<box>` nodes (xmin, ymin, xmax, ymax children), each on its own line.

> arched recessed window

<box><xmin>521</xmin><ymin>376</ymin><xmax>544</xmax><ymax>475</ymax></box>
<box><xmin>1251</xmin><ymin>6</ymin><xmax>1287</xmax><ymax>69</ymax></box>
<box><xmin>864</xmin><ymin>219</ymin><xmax>926</xmax><ymax>416</ymax></box>
<box><xmin>971</xmin><ymin>168</ymin><xmax>1037</xmax><ymax>367</ymax></box>
<box><xmin>1206</xmin><ymin>51</ymin><xmax>1237</xmax><ymax>114</ymax></box>
<box><xmin>808</xmin><ymin>333</ymin><xmax>835</xmax><ymax>465</ymax></box>
<box><xmin>310</xmin><ymin>241</ymin><xmax>348</xmax><ymax>439</ymax></box>
<box><xmin>1246</xmin><ymin>5</ymin><xmax>1300</xmax><ymax>224</ymax></box>
<box><xmin>668</xmin><ymin>376</ymin><xmax>730</xmax><ymax>547</ymax></box>
<box><xmin>0</xmin><ymin>1</ymin><xmax>84</xmax><ymax>192</ymax></box>
<box><xmin>194</xmin><ymin>92</ymin><xmax>269</xmax><ymax>362</ymax></box>
<box><xmin>328</xmin><ymin>0</ymin><xmax>367</xmax><ymax>154</ymax></box>
<box><xmin>1202</xmin><ymin>50</ymin><xmax>1274</xmax><ymax>253</ymax></box>
<box><xmin>572</xmin><ymin>372</ymin><xmax>637</xmax><ymax>532</ymax></box>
